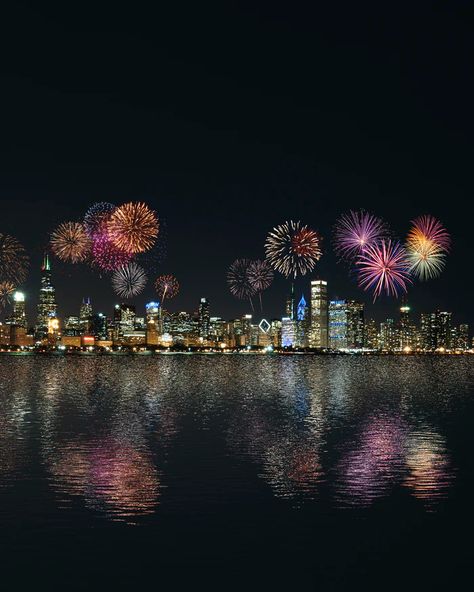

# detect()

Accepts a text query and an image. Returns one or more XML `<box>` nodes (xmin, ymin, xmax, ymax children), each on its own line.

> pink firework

<box><xmin>91</xmin><ymin>232</ymin><xmax>132</xmax><ymax>272</ymax></box>
<box><xmin>334</xmin><ymin>210</ymin><xmax>388</xmax><ymax>261</ymax></box>
<box><xmin>356</xmin><ymin>240</ymin><xmax>412</xmax><ymax>301</ymax></box>
<box><xmin>409</xmin><ymin>215</ymin><xmax>450</xmax><ymax>253</ymax></box>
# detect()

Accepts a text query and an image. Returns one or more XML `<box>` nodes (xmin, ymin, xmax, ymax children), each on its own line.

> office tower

<box><xmin>296</xmin><ymin>294</ymin><xmax>309</xmax><ymax>347</ymax></box>
<box><xmin>379</xmin><ymin>318</ymin><xmax>397</xmax><ymax>351</ymax></box>
<box><xmin>35</xmin><ymin>254</ymin><xmax>57</xmax><ymax>341</ymax></box>
<box><xmin>115</xmin><ymin>303</ymin><xmax>136</xmax><ymax>336</ymax></box>
<box><xmin>285</xmin><ymin>283</ymin><xmax>295</xmax><ymax>320</ymax></box>
<box><xmin>399</xmin><ymin>303</ymin><xmax>413</xmax><ymax>350</ymax></box>
<box><xmin>209</xmin><ymin>317</ymin><xmax>227</xmax><ymax>345</ymax></box>
<box><xmin>145</xmin><ymin>302</ymin><xmax>160</xmax><ymax>346</ymax></box>
<box><xmin>329</xmin><ymin>300</ymin><xmax>348</xmax><ymax>349</ymax></box>
<box><xmin>10</xmin><ymin>291</ymin><xmax>27</xmax><ymax>328</ymax></box>
<box><xmin>47</xmin><ymin>316</ymin><xmax>60</xmax><ymax>346</ymax></box>
<box><xmin>457</xmin><ymin>324</ymin><xmax>469</xmax><ymax>350</ymax></box>
<box><xmin>309</xmin><ymin>280</ymin><xmax>328</xmax><ymax>348</ymax></box>
<box><xmin>79</xmin><ymin>297</ymin><xmax>93</xmax><ymax>334</ymax></box>
<box><xmin>241</xmin><ymin>314</ymin><xmax>252</xmax><ymax>346</ymax></box>
<box><xmin>421</xmin><ymin>310</ymin><xmax>453</xmax><ymax>350</ymax></box>
<box><xmin>281</xmin><ymin>317</ymin><xmax>297</xmax><ymax>347</ymax></box>
<box><xmin>420</xmin><ymin>313</ymin><xmax>434</xmax><ymax>351</ymax></box>
<box><xmin>91</xmin><ymin>313</ymin><xmax>108</xmax><ymax>341</ymax></box>
<box><xmin>437</xmin><ymin>312</ymin><xmax>452</xmax><ymax>349</ymax></box>
<box><xmin>198</xmin><ymin>298</ymin><xmax>210</xmax><ymax>340</ymax></box>
<box><xmin>364</xmin><ymin>318</ymin><xmax>378</xmax><ymax>349</ymax></box>
<box><xmin>64</xmin><ymin>316</ymin><xmax>80</xmax><ymax>336</ymax></box>
<box><xmin>346</xmin><ymin>301</ymin><xmax>364</xmax><ymax>349</ymax></box>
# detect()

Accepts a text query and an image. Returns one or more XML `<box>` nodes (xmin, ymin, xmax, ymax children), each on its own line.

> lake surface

<box><xmin>1</xmin><ymin>354</ymin><xmax>473</xmax><ymax>589</ymax></box>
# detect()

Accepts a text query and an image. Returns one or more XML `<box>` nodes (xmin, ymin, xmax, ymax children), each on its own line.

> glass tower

<box><xmin>35</xmin><ymin>254</ymin><xmax>57</xmax><ymax>341</ymax></box>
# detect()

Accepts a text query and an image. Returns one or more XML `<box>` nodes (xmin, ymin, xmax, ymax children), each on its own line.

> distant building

<box><xmin>35</xmin><ymin>254</ymin><xmax>57</xmax><ymax>341</ymax></box>
<box><xmin>379</xmin><ymin>319</ymin><xmax>398</xmax><ymax>351</ymax></box>
<box><xmin>198</xmin><ymin>298</ymin><xmax>210</xmax><ymax>340</ymax></box>
<box><xmin>9</xmin><ymin>291</ymin><xmax>27</xmax><ymax>328</ymax></box>
<box><xmin>346</xmin><ymin>301</ymin><xmax>365</xmax><ymax>349</ymax></box>
<box><xmin>296</xmin><ymin>294</ymin><xmax>309</xmax><ymax>347</ymax></box>
<box><xmin>329</xmin><ymin>300</ymin><xmax>348</xmax><ymax>349</ymax></box>
<box><xmin>309</xmin><ymin>280</ymin><xmax>328</xmax><ymax>348</ymax></box>
<box><xmin>281</xmin><ymin>317</ymin><xmax>297</xmax><ymax>347</ymax></box>
<box><xmin>145</xmin><ymin>302</ymin><xmax>160</xmax><ymax>346</ymax></box>
<box><xmin>364</xmin><ymin>318</ymin><xmax>378</xmax><ymax>349</ymax></box>
<box><xmin>79</xmin><ymin>297</ymin><xmax>93</xmax><ymax>334</ymax></box>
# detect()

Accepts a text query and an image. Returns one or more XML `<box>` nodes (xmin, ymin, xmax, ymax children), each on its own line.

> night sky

<box><xmin>1</xmin><ymin>2</ymin><xmax>472</xmax><ymax>325</ymax></box>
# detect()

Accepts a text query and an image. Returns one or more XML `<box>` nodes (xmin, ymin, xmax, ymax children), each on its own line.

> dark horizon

<box><xmin>1</xmin><ymin>2</ymin><xmax>472</xmax><ymax>325</ymax></box>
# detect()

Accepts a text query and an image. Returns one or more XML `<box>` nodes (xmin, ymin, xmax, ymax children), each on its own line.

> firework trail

<box><xmin>111</xmin><ymin>263</ymin><xmax>147</xmax><ymax>299</ymax></box>
<box><xmin>248</xmin><ymin>259</ymin><xmax>273</xmax><ymax>311</ymax></box>
<box><xmin>405</xmin><ymin>215</ymin><xmax>450</xmax><ymax>281</ymax></box>
<box><xmin>333</xmin><ymin>210</ymin><xmax>388</xmax><ymax>261</ymax></box>
<box><xmin>50</xmin><ymin>222</ymin><xmax>91</xmax><ymax>263</ymax></box>
<box><xmin>154</xmin><ymin>274</ymin><xmax>179</xmax><ymax>303</ymax></box>
<box><xmin>108</xmin><ymin>202</ymin><xmax>159</xmax><ymax>254</ymax></box>
<box><xmin>0</xmin><ymin>233</ymin><xmax>30</xmax><ymax>285</ymax></box>
<box><xmin>227</xmin><ymin>259</ymin><xmax>256</xmax><ymax>311</ymax></box>
<box><xmin>265</xmin><ymin>220</ymin><xmax>322</xmax><ymax>278</ymax></box>
<box><xmin>356</xmin><ymin>240</ymin><xmax>412</xmax><ymax>301</ymax></box>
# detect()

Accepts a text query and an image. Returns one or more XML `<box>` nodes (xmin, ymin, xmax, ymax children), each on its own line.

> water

<box><xmin>1</xmin><ymin>354</ymin><xmax>473</xmax><ymax>589</ymax></box>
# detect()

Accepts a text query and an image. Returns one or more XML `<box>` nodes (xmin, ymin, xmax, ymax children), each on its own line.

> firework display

<box><xmin>406</xmin><ymin>229</ymin><xmax>446</xmax><ymax>280</ymax></box>
<box><xmin>409</xmin><ymin>215</ymin><xmax>451</xmax><ymax>253</ymax></box>
<box><xmin>334</xmin><ymin>210</ymin><xmax>388</xmax><ymax>261</ymax></box>
<box><xmin>265</xmin><ymin>220</ymin><xmax>322</xmax><ymax>278</ymax></box>
<box><xmin>0</xmin><ymin>280</ymin><xmax>15</xmax><ymax>308</ymax></box>
<box><xmin>84</xmin><ymin>202</ymin><xmax>116</xmax><ymax>237</ymax></box>
<box><xmin>111</xmin><ymin>263</ymin><xmax>147</xmax><ymax>299</ymax></box>
<box><xmin>227</xmin><ymin>259</ymin><xmax>256</xmax><ymax>301</ymax></box>
<box><xmin>91</xmin><ymin>233</ymin><xmax>132</xmax><ymax>272</ymax></box>
<box><xmin>248</xmin><ymin>259</ymin><xmax>273</xmax><ymax>293</ymax></box>
<box><xmin>154</xmin><ymin>274</ymin><xmax>179</xmax><ymax>302</ymax></box>
<box><xmin>0</xmin><ymin>233</ymin><xmax>30</xmax><ymax>285</ymax></box>
<box><xmin>108</xmin><ymin>202</ymin><xmax>159</xmax><ymax>254</ymax></box>
<box><xmin>356</xmin><ymin>240</ymin><xmax>412</xmax><ymax>301</ymax></box>
<box><xmin>50</xmin><ymin>222</ymin><xmax>91</xmax><ymax>263</ymax></box>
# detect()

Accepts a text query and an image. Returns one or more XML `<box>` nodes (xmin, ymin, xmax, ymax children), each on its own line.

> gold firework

<box><xmin>108</xmin><ymin>202</ymin><xmax>159</xmax><ymax>254</ymax></box>
<box><xmin>50</xmin><ymin>222</ymin><xmax>91</xmax><ymax>263</ymax></box>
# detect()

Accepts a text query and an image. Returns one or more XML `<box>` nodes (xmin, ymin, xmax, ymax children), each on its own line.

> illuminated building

<box><xmin>35</xmin><ymin>254</ymin><xmax>57</xmax><ymax>341</ymax></box>
<box><xmin>0</xmin><ymin>323</ymin><xmax>10</xmax><ymax>345</ymax></box>
<box><xmin>64</xmin><ymin>316</ymin><xmax>80</xmax><ymax>336</ymax></box>
<box><xmin>457</xmin><ymin>324</ymin><xmax>469</xmax><ymax>350</ymax></box>
<box><xmin>115</xmin><ymin>303</ymin><xmax>136</xmax><ymax>337</ymax></box>
<box><xmin>379</xmin><ymin>318</ymin><xmax>398</xmax><ymax>351</ymax></box>
<box><xmin>281</xmin><ymin>317</ymin><xmax>297</xmax><ymax>347</ymax></box>
<box><xmin>91</xmin><ymin>313</ymin><xmax>108</xmax><ymax>341</ymax></box>
<box><xmin>329</xmin><ymin>300</ymin><xmax>348</xmax><ymax>349</ymax></box>
<box><xmin>347</xmin><ymin>301</ymin><xmax>365</xmax><ymax>349</ymax></box>
<box><xmin>198</xmin><ymin>298</ymin><xmax>210</xmax><ymax>340</ymax></box>
<box><xmin>421</xmin><ymin>311</ymin><xmax>453</xmax><ymax>351</ymax></box>
<box><xmin>79</xmin><ymin>297</ymin><xmax>93</xmax><ymax>334</ymax></box>
<box><xmin>309</xmin><ymin>280</ymin><xmax>328</xmax><ymax>348</ymax></box>
<box><xmin>364</xmin><ymin>318</ymin><xmax>378</xmax><ymax>349</ymax></box>
<box><xmin>270</xmin><ymin>319</ymin><xmax>282</xmax><ymax>347</ymax></box>
<box><xmin>296</xmin><ymin>294</ymin><xmax>309</xmax><ymax>347</ymax></box>
<box><xmin>209</xmin><ymin>317</ymin><xmax>227</xmax><ymax>345</ymax></box>
<box><xmin>48</xmin><ymin>316</ymin><xmax>60</xmax><ymax>346</ymax></box>
<box><xmin>145</xmin><ymin>302</ymin><xmax>160</xmax><ymax>346</ymax></box>
<box><xmin>399</xmin><ymin>304</ymin><xmax>412</xmax><ymax>350</ymax></box>
<box><xmin>438</xmin><ymin>312</ymin><xmax>452</xmax><ymax>349</ymax></box>
<box><xmin>10</xmin><ymin>291</ymin><xmax>27</xmax><ymax>328</ymax></box>
<box><xmin>285</xmin><ymin>283</ymin><xmax>295</xmax><ymax>320</ymax></box>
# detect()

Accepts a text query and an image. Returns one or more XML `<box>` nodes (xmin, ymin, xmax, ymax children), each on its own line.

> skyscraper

<box><xmin>79</xmin><ymin>297</ymin><xmax>93</xmax><ymax>334</ymax></box>
<box><xmin>198</xmin><ymin>298</ymin><xmax>210</xmax><ymax>340</ymax></box>
<box><xmin>329</xmin><ymin>300</ymin><xmax>348</xmax><ymax>349</ymax></box>
<box><xmin>346</xmin><ymin>300</ymin><xmax>365</xmax><ymax>349</ymax></box>
<box><xmin>309</xmin><ymin>280</ymin><xmax>328</xmax><ymax>348</ymax></box>
<box><xmin>35</xmin><ymin>254</ymin><xmax>57</xmax><ymax>341</ymax></box>
<box><xmin>145</xmin><ymin>301</ymin><xmax>160</xmax><ymax>346</ymax></box>
<box><xmin>296</xmin><ymin>294</ymin><xmax>309</xmax><ymax>347</ymax></box>
<box><xmin>10</xmin><ymin>291</ymin><xmax>27</xmax><ymax>328</ymax></box>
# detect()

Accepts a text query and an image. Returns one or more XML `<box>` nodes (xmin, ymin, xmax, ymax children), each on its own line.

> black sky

<box><xmin>1</xmin><ymin>1</ymin><xmax>472</xmax><ymax>325</ymax></box>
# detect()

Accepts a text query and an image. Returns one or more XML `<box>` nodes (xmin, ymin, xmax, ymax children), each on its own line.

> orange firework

<box><xmin>108</xmin><ymin>202</ymin><xmax>159</xmax><ymax>254</ymax></box>
<box><xmin>0</xmin><ymin>233</ymin><xmax>30</xmax><ymax>285</ymax></box>
<box><xmin>0</xmin><ymin>280</ymin><xmax>15</xmax><ymax>308</ymax></box>
<box><xmin>50</xmin><ymin>222</ymin><xmax>91</xmax><ymax>263</ymax></box>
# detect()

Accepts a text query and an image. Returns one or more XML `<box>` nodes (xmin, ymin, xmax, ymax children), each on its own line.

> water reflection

<box><xmin>49</xmin><ymin>438</ymin><xmax>160</xmax><ymax>522</ymax></box>
<box><xmin>0</xmin><ymin>355</ymin><xmax>466</xmax><ymax>521</ymax></box>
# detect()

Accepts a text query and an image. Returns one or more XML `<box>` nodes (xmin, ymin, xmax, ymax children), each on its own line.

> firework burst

<box><xmin>334</xmin><ymin>210</ymin><xmax>388</xmax><ymax>261</ymax></box>
<box><xmin>356</xmin><ymin>240</ymin><xmax>412</xmax><ymax>301</ymax></box>
<box><xmin>227</xmin><ymin>259</ymin><xmax>256</xmax><ymax>307</ymax></box>
<box><xmin>50</xmin><ymin>222</ymin><xmax>91</xmax><ymax>263</ymax></box>
<box><xmin>0</xmin><ymin>233</ymin><xmax>30</xmax><ymax>285</ymax></box>
<box><xmin>248</xmin><ymin>259</ymin><xmax>273</xmax><ymax>292</ymax></box>
<box><xmin>406</xmin><ymin>229</ymin><xmax>446</xmax><ymax>280</ymax></box>
<box><xmin>154</xmin><ymin>274</ymin><xmax>179</xmax><ymax>302</ymax></box>
<box><xmin>265</xmin><ymin>220</ymin><xmax>322</xmax><ymax>278</ymax></box>
<box><xmin>84</xmin><ymin>202</ymin><xmax>116</xmax><ymax>237</ymax></box>
<box><xmin>91</xmin><ymin>233</ymin><xmax>132</xmax><ymax>272</ymax></box>
<box><xmin>111</xmin><ymin>263</ymin><xmax>147</xmax><ymax>299</ymax></box>
<box><xmin>108</xmin><ymin>202</ymin><xmax>159</xmax><ymax>254</ymax></box>
<box><xmin>409</xmin><ymin>215</ymin><xmax>451</xmax><ymax>252</ymax></box>
<box><xmin>0</xmin><ymin>280</ymin><xmax>15</xmax><ymax>309</ymax></box>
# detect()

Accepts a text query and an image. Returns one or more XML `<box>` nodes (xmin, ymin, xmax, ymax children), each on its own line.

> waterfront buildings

<box><xmin>309</xmin><ymin>280</ymin><xmax>328</xmax><ymax>348</ymax></box>
<box><xmin>35</xmin><ymin>254</ymin><xmax>57</xmax><ymax>341</ymax></box>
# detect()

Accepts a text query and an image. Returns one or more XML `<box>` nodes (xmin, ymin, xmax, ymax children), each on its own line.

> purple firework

<box><xmin>334</xmin><ymin>210</ymin><xmax>388</xmax><ymax>261</ymax></box>
<box><xmin>356</xmin><ymin>239</ymin><xmax>412</xmax><ymax>301</ymax></box>
<box><xmin>84</xmin><ymin>202</ymin><xmax>116</xmax><ymax>237</ymax></box>
<box><xmin>91</xmin><ymin>233</ymin><xmax>132</xmax><ymax>272</ymax></box>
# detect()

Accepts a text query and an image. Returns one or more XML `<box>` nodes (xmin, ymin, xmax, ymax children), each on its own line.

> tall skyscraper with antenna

<box><xmin>35</xmin><ymin>254</ymin><xmax>57</xmax><ymax>341</ymax></box>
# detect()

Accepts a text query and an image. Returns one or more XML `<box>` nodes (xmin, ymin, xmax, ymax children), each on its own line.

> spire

<box><xmin>42</xmin><ymin>253</ymin><xmax>51</xmax><ymax>272</ymax></box>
